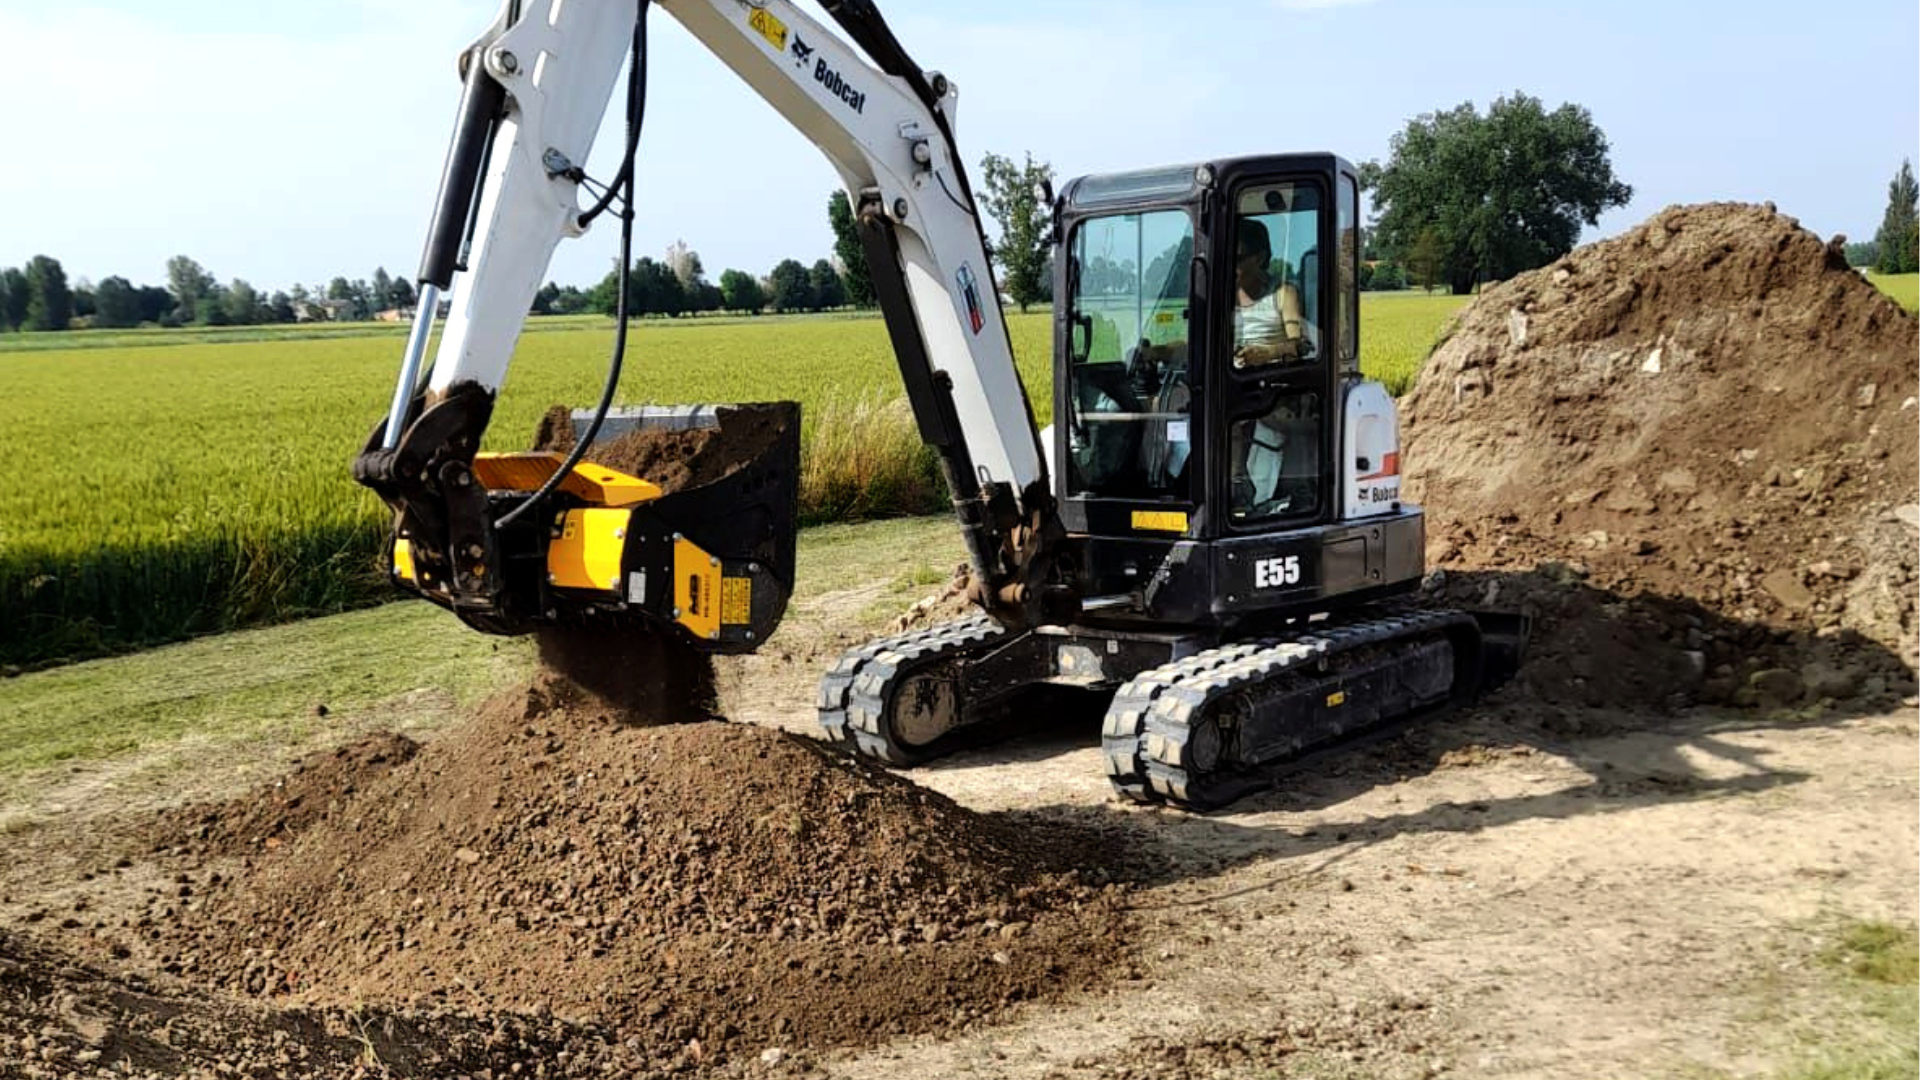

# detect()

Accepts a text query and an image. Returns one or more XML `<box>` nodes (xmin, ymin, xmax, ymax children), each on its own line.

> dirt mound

<box><xmin>1405</xmin><ymin>202</ymin><xmax>1918</xmax><ymax>709</ymax></box>
<box><xmin>128</xmin><ymin>687</ymin><xmax>1127</xmax><ymax>1070</ymax></box>
<box><xmin>0</xmin><ymin>929</ymin><xmax>751</xmax><ymax>1079</ymax></box>
<box><xmin>146</xmin><ymin>733</ymin><xmax>419</xmax><ymax>859</ymax></box>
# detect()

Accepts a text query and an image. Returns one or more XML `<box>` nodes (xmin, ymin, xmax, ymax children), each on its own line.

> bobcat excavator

<box><xmin>353</xmin><ymin>0</ymin><xmax>1526</xmax><ymax>810</ymax></box>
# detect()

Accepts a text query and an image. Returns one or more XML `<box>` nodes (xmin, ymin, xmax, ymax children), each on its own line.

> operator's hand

<box><xmin>1232</xmin><ymin>338</ymin><xmax>1303</xmax><ymax>369</ymax></box>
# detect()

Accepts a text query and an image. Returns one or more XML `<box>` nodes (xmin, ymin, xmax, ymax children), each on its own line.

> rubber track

<box><xmin>817</xmin><ymin>614</ymin><xmax>1008</xmax><ymax>764</ymax></box>
<box><xmin>1102</xmin><ymin>608</ymin><xmax>1476</xmax><ymax>809</ymax></box>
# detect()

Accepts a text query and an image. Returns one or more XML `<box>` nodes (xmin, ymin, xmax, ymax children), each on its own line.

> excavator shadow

<box><xmin>973</xmin><ymin>568</ymin><xmax>1914</xmax><ymax>889</ymax></box>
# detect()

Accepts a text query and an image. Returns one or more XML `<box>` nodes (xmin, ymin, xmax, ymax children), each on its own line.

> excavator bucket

<box><xmin>384</xmin><ymin>401</ymin><xmax>800</xmax><ymax>655</ymax></box>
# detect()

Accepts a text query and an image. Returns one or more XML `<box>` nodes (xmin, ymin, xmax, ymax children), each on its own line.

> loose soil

<box><xmin>532</xmin><ymin>403</ymin><xmax>793</xmax><ymax>497</ymax></box>
<box><xmin>118</xmin><ymin>684</ymin><xmax>1127</xmax><ymax>1074</ymax></box>
<box><xmin>1405</xmin><ymin>202</ymin><xmax>1919</xmax><ymax>712</ymax></box>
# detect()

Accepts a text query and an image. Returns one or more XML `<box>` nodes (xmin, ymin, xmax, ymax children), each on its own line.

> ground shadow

<box><xmin>947</xmin><ymin>567</ymin><xmax>1913</xmax><ymax>888</ymax></box>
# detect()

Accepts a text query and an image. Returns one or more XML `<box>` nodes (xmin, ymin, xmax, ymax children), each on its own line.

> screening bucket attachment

<box><xmin>378</xmin><ymin>400</ymin><xmax>800</xmax><ymax>654</ymax></box>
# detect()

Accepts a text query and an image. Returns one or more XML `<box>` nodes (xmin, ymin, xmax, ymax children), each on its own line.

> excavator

<box><xmin>353</xmin><ymin>0</ymin><xmax>1526</xmax><ymax>811</ymax></box>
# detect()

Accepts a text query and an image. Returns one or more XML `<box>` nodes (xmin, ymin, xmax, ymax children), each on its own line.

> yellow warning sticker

<box><xmin>721</xmin><ymin>576</ymin><xmax>753</xmax><ymax>625</ymax></box>
<box><xmin>748</xmin><ymin>7</ymin><xmax>788</xmax><ymax>52</ymax></box>
<box><xmin>1326</xmin><ymin>690</ymin><xmax>1346</xmax><ymax>707</ymax></box>
<box><xmin>1130</xmin><ymin>510</ymin><xmax>1189</xmax><ymax>533</ymax></box>
<box><xmin>1154</xmin><ymin>311</ymin><xmax>1177</xmax><ymax>324</ymax></box>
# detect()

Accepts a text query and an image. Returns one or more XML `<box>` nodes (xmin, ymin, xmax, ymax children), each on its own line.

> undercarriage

<box><xmin>819</xmin><ymin>606</ymin><xmax>1528</xmax><ymax>811</ymax></box>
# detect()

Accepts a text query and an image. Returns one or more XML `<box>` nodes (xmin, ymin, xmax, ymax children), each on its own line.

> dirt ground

<box><xmin>720</xmin><ymin>598</ymin><xmax>1920</xmax><ymax>1080</ymax></box>
<box><xmin>3</xmin><ymin>572</ymin><xmax>1912</xmax><ymax>1079</ymax></box>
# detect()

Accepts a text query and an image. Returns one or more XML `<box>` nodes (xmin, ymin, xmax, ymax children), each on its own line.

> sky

<box><xmin>1</xmin><ymin>0</ymin><xmax>1915</xmax><ymax>294</ymax></box>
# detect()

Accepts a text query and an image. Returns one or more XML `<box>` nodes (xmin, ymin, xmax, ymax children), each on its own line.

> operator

<box><xmin>1230</xmin><ymin>218</ymin><xmax>1311</xmax><ymax>368</ymax></box>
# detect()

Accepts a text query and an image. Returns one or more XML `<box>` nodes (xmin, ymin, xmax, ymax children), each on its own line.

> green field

<box><xmin>1867</xmin><ymin>272</ymin><xmax>1918</xmax><ymax>313</ymax></box>
<box><xmin>2</xmin><ymin>295</ymin><xmax>1462</xmax><ymax>667</ymax></box>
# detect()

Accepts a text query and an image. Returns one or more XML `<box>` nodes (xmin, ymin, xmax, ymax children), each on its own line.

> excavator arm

<box><xmin>353</xmin><ymin>0</ymin><xmax>1074</xmax><ymax>649</ymax></box>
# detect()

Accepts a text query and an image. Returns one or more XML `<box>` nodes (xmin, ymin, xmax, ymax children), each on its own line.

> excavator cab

<box><xmin>1052</xmin><ymin>155</ymin><xmax>1423</xmax><ymax>628</ymax></box>
<box><xmin>822</xmin><ymin>155</ymin><xmax>1525</xmax><ymax>808</ymax></box>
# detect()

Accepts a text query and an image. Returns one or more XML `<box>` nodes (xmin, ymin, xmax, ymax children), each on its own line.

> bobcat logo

<box><xmin>790</xmin><ymin>36</ymin><xmax>815</xmax><ymax>66</ymax></box>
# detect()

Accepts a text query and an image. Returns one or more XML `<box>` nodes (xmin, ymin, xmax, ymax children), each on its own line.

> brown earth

<box><xmin>119</xmin><ymin>683</ymin><xmax>1128</xmax><ymax>1074</ymax></box>
<box><xmin>145</xmin><ymin>732</ymin><xmax>419</xmax><ymax>860</ymax></box>
<box><xmin>1405</xmin><ymin>202</ymin><xmax>1919</xmax><ymax>713</ymax></box>
<box><xmin>532</xmin><ymin>403</ymin><xmax>790</xmax><ymax>497</ymax></box>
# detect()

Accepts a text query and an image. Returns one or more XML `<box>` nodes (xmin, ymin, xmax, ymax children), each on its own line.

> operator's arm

<box><xmin>1232</xmin><ymin>284</ymin><xmax>1308</xmax><ymax>368</ymax></box>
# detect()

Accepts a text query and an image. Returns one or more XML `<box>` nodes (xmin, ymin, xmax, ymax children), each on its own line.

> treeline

<box><xmin>0</xmin><ymin>253</ymin><xmax>428</xmax><ymax>332</ymax></box>
<box><xmin>4</xmin><ymin>189</ymin><xmax>895</xmax><ymax>333</ymax></box>
<box><xmin>572</xmin><ymin>247</ymin><xmax>864</xmax><ymax>319</ymax></box>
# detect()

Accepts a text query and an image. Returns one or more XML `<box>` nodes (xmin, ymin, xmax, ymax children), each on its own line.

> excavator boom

<box><xmin>354</xmin><ymin>0</ymin><xmax>1075</xmax><ymax>650</ymax></box>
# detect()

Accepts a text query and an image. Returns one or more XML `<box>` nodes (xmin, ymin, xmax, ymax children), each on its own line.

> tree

<box><xmin>371</xmin><ymin>267</ymin><xmax>395</xmax><ymax>312</ymax></box>
<box><xmin>1363</xmin><ymin>93</ymin><xmax>1631</xmax><ymax>294</ymax></box>
<box><xmin>719</xmin><ymin>268</ymin><xmax>764</xmax><ymax>314</ymax></box>
<box><xmin>327</xmin><ymin>277</ymin><xmax>375</xmax><ymax>321</ymax></box>
<box><xmin>135</xmin><ymin>285</ymin><xmax>174</xmax><ymax>325</ymax></box>
<box><xmin>193</xmin><ymin>283</ymin><xmax>230</xmax><ymax>326</ymax></box>
<box><xmin>0</xmin><ymin>268</ymin><xmax>27</xmax><ymax>331</ymax></box>
<box><xmin>979</xmin><ymin>151</ymin><xmax>1055</xmax><ymax>311</ymax></box>
<box><xmin>767</xmin><ymin>259</ymin><xmax>814</xmax><ymax>313</ymax></box>
<box><xmin>268</xmin><ymin>291</ymin><xmax>296</xmax><ymax>324</ymax></box>
<box><xmin>166</xmin><ymin>255</ymin><xmax>217</xmax><ymax>323</ymax></box>
<box><xmin>1369</xmin><ymin>262</ymin><xmax>1407</xmax><ymax>291</ymax></box>
<box><xmin>1844</xmin><ymin>240</ymin><xmax>1880</xmax><ymax>268</ymax></box>
<box><xmin>225</xmin><ymin>279</ymin><xmax>261</xmax><ymax>325</ymax></box>
<box><xmin>827</xmin><ymin>190</ymin><xmax>876</xmax><ymax>306</ymax></box>
<box><xmin>551</xmin><ymin>285</ymin><xmax>589</xmax><ymax>315</ymax></box>
<box><xmin>24</xmin><ymin>255</ymin><xmax>72</xmax><ymax>331</ymax></box>
<box><xmin>532</xmin><ymin>281</ymin><xmax>560</xmax><ymax>315</ymax></box>
<box><xmin>1873</xmin><ymin>159</ymin><xmax>1919</xmax><ymax>275</ymax></box>
<box><xmin>390</xmin><ymin>278</ymin><xmax>416</xmax><ymax>311</ymax></box>
<box><xmin>92</xmin><ymin>276</ymin><xmax>143</xmax><ymax>328</ymax></box>
<box><xmin>809</xmin><ymin>259</ymin><xmax>845</xmax><ymax>309</ymax></box>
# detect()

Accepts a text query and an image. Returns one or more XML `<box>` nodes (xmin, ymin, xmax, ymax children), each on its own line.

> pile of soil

<box><xmin>0</xmin><ymin>929</ymin><xmax>681</xmax><ymax>1079</ymax></box>
<box><xmin>129</xmin><ymin>683</ymin><xmax>1128</xmax><ymax>1072</ymax></box>
<box><xmin>532</xmin><ymin>404</ymin><xmax>791</xmax><ymax>497</ymax></box>
<box><xmin>890</xmin><ymin>562</ymin><xmax>978</xmax><ymax>633</ymax></box>
<box><xmin>1404</xmin><ymin>202</ymin><xmax>1919</xmax><ymax>710</ymax></box>
<box><xmin>147</xmin><ymin>733</ymin><xmax>419</xmax><ymax>859</ymax></box>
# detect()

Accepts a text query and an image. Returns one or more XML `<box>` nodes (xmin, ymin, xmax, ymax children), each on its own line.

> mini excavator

<box><xmin>353</xmin><ymin>0</ymin><xmax>1526</xmax><ymax>810</ymax></box>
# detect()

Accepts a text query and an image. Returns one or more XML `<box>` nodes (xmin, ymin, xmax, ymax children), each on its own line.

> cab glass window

<box><xmin>1229</xmin><ymin>391</ymin><xmax>1321</xmax><ymax>524</ymax></box>
<box><xmin>1062</xmin><ymin>209</ymin><xmax>1194</xmax><ymax>499</ymax></box>
<box><xmin>1228</xmin><ymin>182</ymin><xmax>1323</xmax><ymax>373</ymax></box>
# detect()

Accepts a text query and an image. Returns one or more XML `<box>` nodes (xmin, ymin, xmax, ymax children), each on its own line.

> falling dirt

<box><xmin>1405</xmin><ymin>202</ymin><xmax>1919</xmax><ymax>712</ymax></box>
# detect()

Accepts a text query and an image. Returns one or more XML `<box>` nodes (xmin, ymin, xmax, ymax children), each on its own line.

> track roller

<box><xmin>817</xmin><ymin>614</ymin><xmax>1011</xmax><ymax>764</ymax></box>
<box><xmin>1103</xmin><ymin>609</ymin><xmax>1503</xmax><ymax>810</ymax></box>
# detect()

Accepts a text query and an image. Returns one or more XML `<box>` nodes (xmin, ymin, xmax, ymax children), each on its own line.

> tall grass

<box><xmin>798</xmin><ymin>395</ymin><xmax>943</xmax><ymax>524</ymax></box>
